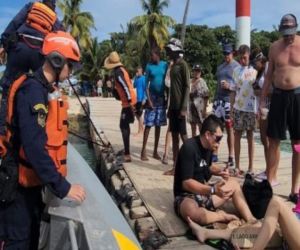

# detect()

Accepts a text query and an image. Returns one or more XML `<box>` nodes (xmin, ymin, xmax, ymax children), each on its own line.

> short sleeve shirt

<box><xmin>232</xmin><ymin>65</ymin><xmax>257</xmax><ymax>112</ymax></box>
<box><xmin>173</xmin><ymin>136</ymin><xmax>212</xmax><ymax>197</ymax></box>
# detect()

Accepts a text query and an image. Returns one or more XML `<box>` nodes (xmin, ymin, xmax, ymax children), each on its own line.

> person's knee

<box><xmin>269</xmin><ymin>196</ymin><xmax>284</xmax><ymax>211</ymax></box>
<box><xmin>227</xmin><ymin>178</ymin><xmax>240</xmax><ymax>191</ymax></box>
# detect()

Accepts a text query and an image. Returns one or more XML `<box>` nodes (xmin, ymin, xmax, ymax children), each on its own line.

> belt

<box><xmin>273</xmin><ymin>87</ymin><xmax>300</xmax><ymax>94</ymax></box>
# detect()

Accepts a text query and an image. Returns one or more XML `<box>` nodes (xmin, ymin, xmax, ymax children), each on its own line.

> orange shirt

<box><xmin>113</xmin><ymin>67</ymin><xmax>137</xmax><ymax>108</ymax></box>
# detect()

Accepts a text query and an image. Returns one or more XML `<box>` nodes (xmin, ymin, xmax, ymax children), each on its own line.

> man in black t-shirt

<box><xmin>173</xmin><ymin>115</ymin><xmax>256</xmax><ymax>225</ymax></box>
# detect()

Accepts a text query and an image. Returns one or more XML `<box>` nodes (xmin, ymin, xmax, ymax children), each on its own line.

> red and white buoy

<box><xmin>236</xmin><ymin>0</ymin><xmax>251</xmax><ymax>48</ymax></box>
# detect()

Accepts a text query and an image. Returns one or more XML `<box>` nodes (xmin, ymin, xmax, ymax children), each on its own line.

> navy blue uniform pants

<box><xmin>0</xmin><ymin>186</ymin><xmax>44</xmax><ymax>250</ymax></box>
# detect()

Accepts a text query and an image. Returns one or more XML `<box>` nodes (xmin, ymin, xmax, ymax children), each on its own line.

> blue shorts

<box><xmin>144</xmin><ymin>94</ymin><xmax>167</xmax><ymax>127</ymax></box>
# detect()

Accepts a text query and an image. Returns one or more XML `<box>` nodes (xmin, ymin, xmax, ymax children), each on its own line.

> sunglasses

<box><xmin>213</xmin><ymin>134</ymin><xmax>223</xmax><ymax>143</ymax></box>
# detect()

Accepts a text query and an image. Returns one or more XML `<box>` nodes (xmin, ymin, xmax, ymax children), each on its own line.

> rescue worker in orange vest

<box><xmin>104</xmin><ymin>51</ymin><xmax>137</xmax><ymax>162</ymax></box>
<box><xmin>0</xmin><ymin>31</ymin><xmax>86</xmax><ymax>250</ymax></box>
<box><xmin>0</xmin><ymin>0</ymin><xmax>64</xmax><ymax>135</ymax></box>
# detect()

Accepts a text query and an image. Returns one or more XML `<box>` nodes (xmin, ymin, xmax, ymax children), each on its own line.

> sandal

<box><xmin>229</xmin><ymin>168</ymin><xmax>245</xmax><ymax>178</ymax></box>
<box><xmin>246</xmin><ymin>170</ymin><xmax>255</xmax><ymax>176</ymax></box>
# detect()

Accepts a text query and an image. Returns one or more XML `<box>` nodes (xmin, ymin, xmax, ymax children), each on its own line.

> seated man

<box><xmin>173</xmin><ymin>115</ymin><xmax>256</xmax><ymax>225</ymax></box>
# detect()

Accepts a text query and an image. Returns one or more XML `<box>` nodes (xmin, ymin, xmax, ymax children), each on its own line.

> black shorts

<box><xmin>267</xmin><ymin>88</ymin><xmax>300</xmax><ymax>140</ymax></box>
<box><xmin>135</xmin><ymin>102</ymin><xmax>143</xmax><ymax>118</ymax></box>
<box><xmin>120</xmin><ymin>107</ymin><xmax>135</xmax><ymax>129</ymax></box>
<box><xmin>174</xmin><ymin>193</ymin><xmax>215</xmax><ymax>218</ymax></box>
<box><xmin>168</xmin><ymin>109</ymin><xmax>187</xmax><ymax>135</ymax></box>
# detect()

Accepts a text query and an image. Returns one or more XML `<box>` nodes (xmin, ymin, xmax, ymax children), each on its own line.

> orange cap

<box><xmin>42</xmin><ymin>31</ymin><xmax>80</xmax><ymax>61</ymax></box>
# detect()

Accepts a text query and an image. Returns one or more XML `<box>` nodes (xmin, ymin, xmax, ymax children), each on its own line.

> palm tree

<box><xmin>80</xmin><ymin>38</ymin><xmax>112</xmax><ymax>83</ymax></box>
<box><xmin>181</xmin><ymin>0</ymin><xmax>190</xmax><ymax>48</ymax></box>
<box><xmin>57</xmin><ymin>0</ymin><xmax>95</xmax><ymax>48</ymax></box>
<box><xmin>131</xmin><ymin>0</ymin><xmax>176</xmax><ymax>50</ymax></box>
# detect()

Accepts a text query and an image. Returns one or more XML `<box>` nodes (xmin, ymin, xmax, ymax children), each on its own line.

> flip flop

<box><xmin>229</xmin><ymin>168</ymin><xmax>245</xmax><ymax>178</ymax></box>
<box><xmin>271</xmin><ymin>180</ymin><xmax>280</xmax><ymax>187</ymax></box>
<box><xmin>255</xmin><ymin>170</ymin><xmax>267</xmax><ymax>180</ymax></box>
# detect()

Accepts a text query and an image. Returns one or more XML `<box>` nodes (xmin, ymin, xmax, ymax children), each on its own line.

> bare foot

<box><xmin>218</xmin><ymin>210</ymin><xmax>239</xmax><ymax>222</ymax></box>
<box><xmin>153</xmin><ymin>152</ymin><xmax>161</xmax><ymax>160</ymax></box>
<box><xmin>163</xmin><ymin>168</ymin><xmax>174</xmax><ymax>175</ymax></box>
<box><xmin>187</xmin><ymin>217</ymin><xmax>207</xmax><ymax>243</ymax></box>
<box><xmin>162</xmin><ymin>155</ymin><xmax>168</xmax><ymax>165</ymax></box>
<box><xmin>133</xmin><ymin>131</ymin><xmax>143</xmax><ymax>137</ymax></box>
<box><xmin>141</xmin><ymin>153</ymin><xmax>149</xmax><ymax>161</ymax></box>
<box><xmin>124</xmin><ymin>154</ymin><xmax>132</xmax><ymax>162</ymax></box>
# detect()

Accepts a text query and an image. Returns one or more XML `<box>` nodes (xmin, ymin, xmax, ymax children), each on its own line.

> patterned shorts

<box><xmin>174</xmin><ymin>193</ymin><xmax>215</xmax><ymax>218</ymax></box>
<box><xmin>233</xmin><ymin>109</ymin><xmax>256</xmax><ymax>131</ymax></box>
<box><xmin>212</xmin><ymin>100</ymin><xmax>231</xmax><ymax>122</ymax></box>
<box><xmin>144</xmin><ymin>94</ymin><xmax>167</xmax><ymax>127</ymax></box>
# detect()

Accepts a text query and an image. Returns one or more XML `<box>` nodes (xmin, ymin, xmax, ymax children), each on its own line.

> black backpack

<box><xmin>0</xmin><ymin>149</ymin><xmax>19</xmax><ymax>204</ymax></box>
<box><xmin>242</xmin><ymin>173</ymin><xmax>273</xmax><ymax>219</ymax></box>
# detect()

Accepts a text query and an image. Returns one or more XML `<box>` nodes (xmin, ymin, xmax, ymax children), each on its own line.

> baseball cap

<box><xmin>222</xmin><ymin>44</ymin><xmax>233</xmax><ymax>54</ymax></box>
<box><xmin>165</xmin><ymin>38</ymin><xmax>183</xmax><ymax>52</ymax></box>
<box><xmin>279</xmin><ymin>14</ymin><xmax>298</xmax><ymax>36</ymax></box>
<box><xmin>192</xmin><ymin>64</ymin><xmax>202</xmax><ymax>71</ymax></box>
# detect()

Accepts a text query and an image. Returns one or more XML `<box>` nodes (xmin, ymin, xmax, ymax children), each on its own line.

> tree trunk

<box><xmin>181</xmin><ymin>0</ymin><xmax>190</xmax><ymax>49</ymax></box>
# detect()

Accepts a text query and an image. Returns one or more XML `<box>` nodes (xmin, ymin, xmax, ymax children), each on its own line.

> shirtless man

<box><xmin>260</xmin><ymin>14</ymin><xmax>300</xmax><ymax>203</ymax></box>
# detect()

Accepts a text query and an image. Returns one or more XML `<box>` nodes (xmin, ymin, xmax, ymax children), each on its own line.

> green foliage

<box><xmin>130</xmin><ymin>0</ymin><xmax>176</xmax><ymax>50</ymax></box>
<box><xmin>251</xmin><ymin>30</ymin><xmax>280</xmax><ymax>56</ymax></box>
<box><xmin>78</xmin><ymin>39</ymin><xmax>112</xmax><ymax>84</ymax></box>
<box><xmin>57</xmin><ymin>0</ymin><xmax>95</xmax><ymax>49</ymax></box>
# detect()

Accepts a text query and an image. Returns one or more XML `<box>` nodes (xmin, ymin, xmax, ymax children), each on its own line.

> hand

<box><xmin>258</xmin><ymin>101</ymin><xmax>266</xmax><ymax>120</ymax></box>
<box><xmin>221</xmin><ymin>80</ymin><xmax>230</xmax><ymax>90</ymax></box>
<box><xmin>215</xmin><ymin>181</ymin><xmax>233</xmax><ymax>199</ymax></box>
<box><xmin>67</xmin><ymin>184</ymin><xmax>86</xmax><ymax>203</ymax></box>
<box><xmin>179</xmin><ymin>110</ymin><xmax>187</xmax><ymax>118</ymax></box>
<box><xmin>219</xmin><ymin>167</ymin><xmax>230</xmax><ymax>180</ymax></box>
<box><xmin>147</xmin><ymin>99</ymin><xmax>154</xmax><ymax>110</ymax></box>
<box><xmin>130</xmin><ymin>104</ymin><xmax>136</xmax><ymax>114</ymax></box>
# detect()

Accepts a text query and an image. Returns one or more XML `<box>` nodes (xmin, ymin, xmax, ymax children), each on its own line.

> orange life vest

<box><xmin>26</xmin><ymin>2</ymin><xmax>57</xmax><ymax>35</ymax></box>
<box><xmin>115</xmin><ymin>67</ymin><xmax>137</xmax><ymax>108</ymax></box>
<box><xmin>3</xmin><ymin>74</ymin><xmax>68</xmax><ymax>187</ymax></box>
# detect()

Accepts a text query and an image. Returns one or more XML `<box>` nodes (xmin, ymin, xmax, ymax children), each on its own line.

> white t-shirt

<box><xmin>232</xmin><ymin>65</ymin><xmax>257</xmax><ymax>112</ymax></box>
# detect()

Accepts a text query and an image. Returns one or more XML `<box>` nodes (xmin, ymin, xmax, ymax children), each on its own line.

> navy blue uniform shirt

<box><xmin>1</xmin><ymin>2</ymin><xmax>64</xmax><ymax>47</ymax></box>
<box><xmin>14</xmin><ymin>69</ymin><xmax>71</xmax><ymax>198</ymax></box>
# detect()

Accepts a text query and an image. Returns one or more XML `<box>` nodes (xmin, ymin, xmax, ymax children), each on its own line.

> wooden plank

<box><xmin>86</xmin><ymin>97</ymin><xmax>294</xmax><ymax>239</ymax></box>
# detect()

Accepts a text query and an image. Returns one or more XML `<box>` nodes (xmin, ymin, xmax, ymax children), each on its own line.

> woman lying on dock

<box><xmin>187</xmin><ymin>196</ymin><xmax>300</xmax><ymax>249</ymax></box>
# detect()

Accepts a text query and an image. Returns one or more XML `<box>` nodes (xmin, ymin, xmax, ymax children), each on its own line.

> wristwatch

<box><xmin>210</xmin><ymin>185</ymin><xmax>215</xmax><ymax>195</ymax></box>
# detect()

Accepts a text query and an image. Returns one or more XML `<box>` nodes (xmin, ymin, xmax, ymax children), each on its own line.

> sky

<box><xmin>0</xmin><ymin>0</ymin><xmax>300</xmax><ymax>42</ymax></box>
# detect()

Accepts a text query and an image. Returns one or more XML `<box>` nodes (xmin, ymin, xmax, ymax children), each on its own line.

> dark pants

<box><xmin>0</xmin><ymin>41</ymin><xmax>44</xmax><ymax>135</ymax></box>
<box><xmin>0</xmin><ymin>186</ymin><xmax>44</xmax><ymax>250</ymax></box>
<box><xmin>120</xmin><ymin>107</ymin><xmax>135</xmax><ymax>155</ymax></box>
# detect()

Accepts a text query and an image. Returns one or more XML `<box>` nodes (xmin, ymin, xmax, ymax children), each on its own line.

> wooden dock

<box><xmin>84</xmin><ymin>97</ymin><xmax>293</xmax><ymax>249</ymax></box>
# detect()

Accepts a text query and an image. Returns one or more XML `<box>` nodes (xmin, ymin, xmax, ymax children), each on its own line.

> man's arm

<box><xmin>260</xmin><ymin>44</ymin><xmax>275</xmax><ymax>108</ymax></box>
<box><xmin>182</xmin><ymin>179</ymin><xmax>212</xmax><ymax>195</ymax></box>
<box><xmin>180</xmin><ymin>61</ymin><xmax>190</xmax><ymax>114</ymax></box>
<box><xmin>16</xmin><ymin>84</ymin><xmax>71</xmax><ymax>198</ymax></box>
<box><xmin>144</xmin><ymin>65</ymin><xmax>153</xmax><ymax>107</ymax></box>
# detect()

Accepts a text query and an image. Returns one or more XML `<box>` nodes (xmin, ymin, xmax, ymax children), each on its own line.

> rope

<box><xmin>67</xmin><ymin>78</ymin><xmax>110</xmax><ymax>149</ymax></box>
<box><xmin>68</xmin><ymin>129</ymin><xmax>104</xmax><ymax>147</ymax></box>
